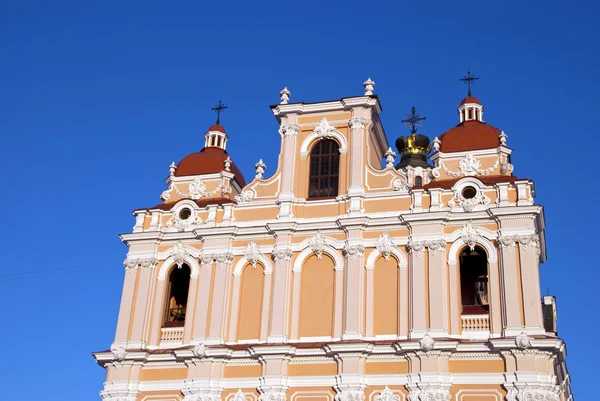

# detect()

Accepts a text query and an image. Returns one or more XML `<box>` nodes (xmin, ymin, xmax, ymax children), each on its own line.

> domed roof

<box><xmin>438</xmin><ymin>120</ymin><xmax>501</xmax><ymax>153</ymax></box>
<box><xmin>175</xmin><ymin>147</ymin><xmax>247</xmax><ymax>187</ymax></box>
<box><xmin>460</xmin><ymin>96</ymin><xmax>481</xmax><ymax>105</ymax></box>
<box><xmin>208</xmin><ymin>124</ymin><xmax>226</xmax><ymax>133</ymax></box>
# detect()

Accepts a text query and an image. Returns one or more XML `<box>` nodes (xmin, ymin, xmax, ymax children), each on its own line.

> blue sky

<box><xmin>0</xmin><ymin>1</ymin><xmax>597</xmax><ymax>399</ymax></box>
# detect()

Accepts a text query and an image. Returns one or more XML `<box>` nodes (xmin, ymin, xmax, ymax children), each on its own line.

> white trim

<box><xmin>299</xmin><ymin>129</ymin><xmax>348</xmax><ymax>157</ymax></box>
<box><xmin>447</xmin><ymin>233</ymin><xmax>498</xmax><ymax>264</ymax></box>
<box><xmin>293</xmin><ymin>243</ymin><xmax>344</xmax><ymax>273</ymax></box>
<box><xmin>233</xmin><ymin>254</ymin><xmax>273</xmax><ymax>276</ymax></box>
<box><xmin>365</xmin><ymin>247</ymin><xmax>408</xmax><ymax>269</ymax></box>
<box><xmin>157</xmin><ymin>254</ymin><xmax>200</xmax><ymax>281</ymax></box>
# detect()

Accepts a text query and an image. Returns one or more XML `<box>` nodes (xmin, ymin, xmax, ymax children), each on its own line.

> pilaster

<box><xmin>207</xmin><ymin>253</ymin><xmax>234</xmax><ymax>344</ymax></box>
<box><xmin>347</xmin><ymin>117</ymin><xmax>369</xmax><ymax>215</ymax></box>
<box><xmin>407</xmin><ymin>240</ymin><xmax>427</xmax><ymax>339</ymax></box>
<box><xmin>128</xmin><ymin>259</ymin><xmax>158</xmax><ymax>349</ymax></box>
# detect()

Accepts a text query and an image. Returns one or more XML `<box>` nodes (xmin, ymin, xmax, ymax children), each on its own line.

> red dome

<box><xmin>208</xmin><ymin>124</ymin><xmax>226</xmax><ymax>133</ymax></box>
<box><xmin>439</xmin><ymin>120</ymin><xmax>501</xmax><ymax>153</ymax></box>
<box><xmin>175</xmin><ymin>147</ymin><xmax>247</xmax><ymax>187</ymax></box>
<box><xmin>460</xmin><ymin>96</ymin><xmax>481</xmax><ymax>105</ymax></box>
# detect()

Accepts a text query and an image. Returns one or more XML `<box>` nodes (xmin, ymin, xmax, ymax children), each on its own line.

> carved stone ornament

<box><xmin>407</xmin><ymin>239</ymin><xmax>446</xmax><ymax>256</ymax></box>
<box><xmin>460</xmin><ymin>222</ymin><xmax>482</xmax><ymax>251</ymax></box>
<box><xmin>515</xmin><ymin>332</ymin><xmax>531</xmax><ymax>349</ymax></box>
<box><xmin>364</xmin><ymin>77</ymin><xmax>375</xmax><ymax>95</ymax></box>
<box><xmin>335</xmin><ymin>390</ymin><xmax>365</xmax><ymax>401</ymax></box>
<box><xmin>183</xmin><ymin>394</ymin><xmax>221</xmax><ymax>401</ymax></box>
<box><xmin>309</xmin><ymin>231</ymin><xmax>327</xmax><ymax>259</ymax></box>
<box><xmin>427</xmin><ymin>239</ymin><xmax>446</xmax><ymax>256</ymax></box>
<box><xmin>102</xmin><ymin>394</ymin><xmax>138</xmax><ymax>401</ymax></box>
<box><xmin>432</xmin><ymin>137</ymin><xmax>441</xmax><ymax>152</ymax></box>
<box><xmin>166</xmin><ymin>209</ymin><xmax>202</xmax><ymax>232</ymax></box>
<box><xmin>255</xmin><ymin>159</ymin><xmax>267</xmax><ymax>179</ymax></box>
<box><xmin>314</xmin><ymin>118</ymin><xmax>337</xmax><ymax>139</ymax></box>
<box><xmin>198</xmin><ymin>251</ymin><xmax>214</xmax><ymax>269</ymax></box>
<box><xmin>279</xmin><ymin>123</ymin><xmax>299</xmax><ymax>137</ymax></box>
<box><xmin>375</xmin><ymin>387</ymin><xmax>400</xmax><ymax>401</ymax></box>
<box><xmin>214</xmin><ymin>252</ymin><xmax>234</xmax><ymax>268</ymax></box>
<box><xmin>224</xmin><ymin>156</ymin><xmax>232</xmax><ymax>172</ymax></box>
<box><xmin>244</xmin><ymin>241</ymin><xmax>262</xmax><ymax>267</ymax></box>
<box><xmin>393</xmin><ymin>179</ymin><xmax>410</xmax><ymax>192</ymax></box>
<box><xmin>505</xmin><ymin>386</ymin><xmax>560</xmax><ymax>401</ymax></box>
<box><xmin>343</xmin><ymin>240</ymin><xmax>365</xmax><ymax>260</ymax></box>
<box><xmin>271</xmin><ymin>245</ymin><xmax>293</xmax><ymax>264</ymax></box>
<box><xmin>384</xmin><ymin>147</ymin><xmax>397</xmax><ymax>168</ymax></box>
<box><xmin>112</xmin><ymin>347</ymin><xmax>126</xmax><ymax>362</ymax></box>
<box><xmin>172</xmin><ymin>177</ymin><xmax>219</xmax><ymax>200</ymax></box>
<box><xmin>376</xmin><ymin>233</ymin><xmax>395</xmax><ymax>261</ymax></box>
<box><xmin>258</xmin><ymin>392</ymin><xmax>286</xmax><ymax>401</ymax></box>
<box><xmin>280</xmin><ymin>87</ymin><xmax>291</xmax><ymax>104</ymax></box>
<box><xmin>438</xmin><ymin>153</ymin><xmax>499</xmax><ymax>177</ymax></box>
<box><xmin>407</xmin><ymin>388</ymin><xmax>451</xmax><ymax>401</ymax></box>
<box><xmin>419</xmin><ymin>334</ymin><xmax>435</xmax><ymax>352</ymax></box>
<box><xmin>233</xmin><ymin>390</ymin><xmax>248</xmax><ymax>401</ymax></box>
<box><xmin>448</xmin><ymin>186</ymin><xmax>490</xmax><ymax>212</ymax></box>
<box><xmin>499</xmin><ymin>130</ymin><xmax>508</xmax><ymax>145</ymax></box>
<box><xmin>170</xmin><ymin>241</ymin><xmax>190</xmax><ymax>268</ymax></box>
<box><xmin>349</xmin><ymin>117</ymin><xmax>369</xmax><ymax>130</ymax></box>
<box><xmin>498</xmin><ymin>234</ymin><xmax>541</xmax><ymax>256</ymax></box>
<box><xmin>234</xmin><ymin>190</ymin><xmax>254</xmax><ymax>203</ymax></box>
<box><xmin>192</xmin><ymin>343</ymin><xmax>206</xmax><ymax>357</ymax></box>
<box><xmin>500</xmin><ymin>154</ymin><xmax>514</xmax><ymax>174</ymax></box>
<box><xmin>406</xmin><ymin>239</ymin><xmax>426</xmax><ymax>255</ymax></box>
<box><xmin>123</xmin><ymin>258</ymin><xmax>157</xmax><ymax>270</ymax></box>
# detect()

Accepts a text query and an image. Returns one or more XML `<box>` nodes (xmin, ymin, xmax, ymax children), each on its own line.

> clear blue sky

<box><xmin>1</xmin><ymin>1</ymin><xmax>597</xmax><ymax>399</ymax></box>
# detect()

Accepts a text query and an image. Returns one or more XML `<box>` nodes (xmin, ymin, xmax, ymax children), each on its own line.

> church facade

<box><xmin>93</xmin><ymin>78</ymin><xmax>573</xmax><ymax>401</ymax></box>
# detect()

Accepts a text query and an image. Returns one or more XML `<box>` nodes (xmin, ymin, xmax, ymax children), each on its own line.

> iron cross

<box><xmin>211</xmin><ymin>100</ymin><xmax>228</xmax><ymax>125</ymax></box>
<box><xmin>401</xmin><ymin>106</ymin><xmax>426</xmax><ymax>134</ymax></box>
<box><xmin>460</xmin><ymin>70</ymin><xmax>479</xmax><ymax>96</ymax></box>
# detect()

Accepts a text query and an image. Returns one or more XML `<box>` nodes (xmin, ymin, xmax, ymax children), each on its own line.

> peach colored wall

<box><xmin>288</xmin><ymin>362</ymin><xmax>338</xmax><ymax>376</ymax></box>
<box><xmin>364</xmin><ymin>361</ymin><xmax>409</xmax><ymax>374</ymax></box>
<box><xmin>449</xmin><ymin>359</ymin><xmax>505</xmax><ymax>373</ymax></box>
<box><xmin>374</xmin><ymin>256</ymin><xmax>399</xmax><ymax>336</ymax></box>
<box><xmin>237</xmin><ymin>263</ymin><xmax>265</xmax><ymax>341</ymax></box>
<box><xmin>299</xmin><ymin>254</ymin><xmax>335</xmax><ymax>337</ymax></box>
<box><xmin>223</xmin><ymin>364</ymin><xmax>262</xmax><ymax>378</ymax></box>
<box><xmin>140</xmin><ymin>367</ymin><xmax>188</xmax><ymax>381</ymax></box>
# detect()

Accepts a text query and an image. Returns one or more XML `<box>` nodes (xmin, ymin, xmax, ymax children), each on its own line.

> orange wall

<box><xmin>299</xmin><ymin>254</ymin><xmax>335</xmax><ymax>337</ymax></box>
<box><xmin>237</xmin><ymin>263</ymin><xmax>265</xmax><ymax>341</ymax></box>
<box><xmin>374</xmin><ymin>256</ymin><xmax>399</xmax><ymax>336</ymax></box>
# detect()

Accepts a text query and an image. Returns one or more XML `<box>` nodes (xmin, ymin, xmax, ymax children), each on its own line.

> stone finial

<box><xmin>363</xmin><ymin>78</ymin><xmax>375</xmax><ymax>95</ymax></box>
<box><xmin>499</xmin><ymin>131</ymin><xmax>508</xmax><ymax>145</ymax></box>
<box><xmin>169</xmin><ymin>161</ymin><xmax>177</xmax><ymax>176</ymax></box>
<box><xmin>280</xmin><ymin>87</ymin><xmax>291</xmax><ymax>104</ymax></box>
<box><xmin>255</xmin><ymin>159</ymin><xmax>267</xmax><ymax>179</ymax></box>
<box><xmin>224</xmin><ymin>156</ymin><xmax>232</xmax><ymax>171</ymax></box>
<box><xmin>384</xmin><ymin>147</ymin><xmax>396</xmax><ymax>168</ymax></box>
<box><xmin>432</xmin><ymin>137</ymin><xmax>441</xmax><ymax>152</ymax></box>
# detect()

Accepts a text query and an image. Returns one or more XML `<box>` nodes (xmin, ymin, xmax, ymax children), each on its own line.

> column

<box><xmin>128</xmin><ymin>259</ymin><xmax>158</xmax><ymax>348</ymax></box>
<box><xmin>342</xmin><ymin>239</ymin><xmax>365</xmax><ymax>340</ymax></box>
<box><xmin>518</xmin><ymin>236</ymin><xmax>545</xmax><ymax>333</ymax></box>
<box><xmin>427</xmin><ymin>240</ymin><xmax>448</xmax><ymax>337</ymax></box>
<box><xmin>407</xmin><ymin>240</ymin><xmax>427</xmax><ymax>338</ymax></box>
<box><xmin>114</xmin><ymin>261</ymin><xmax>141</xmax><ymax>347</ymax></box>
<box><xmin>207</xmin><ymin>253</ymin><xmax>233</xmax><ymax>344</ymax></box>
<box><xmin>191</xmin><ymin>258</ymin><xmax>214</xmax><ymax>343</ymax></box>
<box><xmin>347</xmin><ymin>116</ymin><xmax>369</xmax><ymax>215</ymax></box>
<box><xmin>277</xmin><ymin>121</ymin><xmax>299</xmax><ymax>219</ymax></box>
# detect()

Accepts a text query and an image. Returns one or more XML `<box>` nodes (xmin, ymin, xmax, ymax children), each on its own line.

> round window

<box><xmin>179</xmin><ymin>208</ymin><xmax>192</xmax><ymax>220</ymax></box>
<box><xmin>462</xmin><ymin>186</ymin><xmax>477</xmax><ymax>199</ymax></box>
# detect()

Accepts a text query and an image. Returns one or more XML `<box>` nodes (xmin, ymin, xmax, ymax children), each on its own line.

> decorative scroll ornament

<box><xmin>233</xmin><ymin>390</ymin><xmax>248</xmax><ymax>401</ymax></box>
<box><xmin>166</xmin><ymin>210</ymin><xmax>202</xmax><ymax>232</ymax></box>
<box><xmin>173</xmin><ymin>177</ymin><xmax>219</xmax><ymax>200</ymax></box>
<box><xmin>255</xmin><ymin>159</ymin><xmax>267</xmax><ymax>179</ymax></box>
<box><xmin>258</xmin><ymin>392</ymin><xmax>286</xmax><ymax>401</ymax></box>
<box><xmin>375</xmin><ymin>387</ymin><xmax>400</xmax><ymax>401</ymax></box>
<box><xmin>384</xmin><ymin>147</ymin><xmax>397</xmax><ymax>168</ymax></box>
<box><xmin>192</xmin><ymin>343</ymin><xmax>206</xmax><ymax>357</ymax></box>
<box><xmin>515</xmin><ymin>332</ymin><xmax>531</xmax><ymax>349</ymax></box>
<box><xmin>309</xmin><ymin>231</ymin><xmax>327</xmax><ymax>259</ymax></box>
<box><xmin>343</xmin><ymin>240</ymin><xmax>365</xmax><ymax>260</ymax></box>
<box><xmin>234</xmin><ymin>190</ymin><xmax>254</xmax><ymax>203</ymax></box>
<box><xmin>314</xmin><ymin>118</ymin><xmax>337</xmax><ymax>139</ymax></box>
<box><xmin>498</xmin><ymin>234</ymin><xmax>541</xmax><ymax>256</ymax></box>
<box><xmin>419</xmin><ymin>334</ymin><xmax>435</xmax><ymax>352</ymax></box>
<box><xmin>271</xmin><ymin>245</ymin><xmax>293</xmax><ymax>264</ymax></box>
<box><xmin>280</xmin><ymin>87</ymin><xmax>291</xmax><ymax>104</ymax></box>
<box><xmin>505</xmin><ymin>386</ymin><xmax>560</xmax><ymax>401</ymax></box>
<box><xmin>460</xmin><ymin>222</ymin><xmax>482</xmax><ymax>251</ymax></box>
<box><xmin>170</xmin><ymin>241</ymin><xmax>190</xmax><ymax>268</ymax></box>
<box><xmin>448</xmin><ymin>187</ymin><xmax>490</xmax><ymax>212</ymax></box>
<box><xmin>376</xmin><ymin>233</ymin><xmax>395</xmax><ymax>261</ymax></box>
<box><xmin>161</xmin><ymin>184</ymin><xmax>173</xmax><ymax>201</ymax></box>
<box><xmin>349</xmin><ymin>116</ymin><xmax>369</xmax><ymax>130</ymax></box>
<box><xmin>123</xmin><ymin>258</ymin><xmax>156</xmax><ymax>270</ymax></box>
<box><xmin>214</xmin><ymin>252</ymin><xmax>234</xmax><ymax>268</ymax></box>
<box><xmin>393</xmin><ymin>179</ymin><xmax>410</xmax><ymax>192</ymax></box>
<box><xmin>406</xmin><ymin>239</ymin><xmax>426</xmax><ymax>255</ymax></box>
<box><xmin>279</xmin><ymin>123</ymin><xmax>299</xmax><ymax>137</ymax></box>
<box><xmin>198</xmin><ymin>251</ymin><xmax>213</xmax><ymax>269</ymax></box>
<box><xmin>407</xmin><ymin>239</ymin><xmax>446</xmax><ymax>256</ymax></box>
<box><xmin>335</xmin><ymin>390</ymin><xmax>365</xmax><ymax>401</ymax></box>
<box><xmin>244</xmin><ymin>241</ymin><xmax>262</xmax><ymax>267</ymax></box>
<box><xmin>438</xmin><ymin>153</ymin><xmax>499</xmax><ymax>178</ymax></box>
<box><xmin>407</xmin><ymin>388</ymin><xmax>451</xmax><ymax>401</ymax></box>
<box><xmin>363</xmin><ymin>77</ymin><xmax>375</xmax><ymax>95</ymax></box>
<box><xmin>427</xmin><ymin>239</ymin><xmax>446</xmax><ymax>256</ymax></box>
<box><xmin>112</xmin><ymin>347</ymin><xmax>126</xmax><ymax>362</ymax></box>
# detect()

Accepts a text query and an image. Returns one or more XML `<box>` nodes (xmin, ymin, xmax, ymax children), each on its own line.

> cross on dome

<box><xmin>211</xmin><ymin>100</ymin><xmax>228</xmax><ymax>125</ymax></box>
<box><xmin>401</xmin><ymin>106</ymin><xmax>426</xmax><ymax>135</ymax></box>
<box><xmin>460</xmin><ymin>69</ymin><xmax>479</xmax><ymax>96</ymax></box>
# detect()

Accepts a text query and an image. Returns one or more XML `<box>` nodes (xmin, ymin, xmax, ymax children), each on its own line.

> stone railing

<box><xmin>461</xmin><ymin>314</ymin><xmax>490</xmax><ymax>339</ymax></box>
<box><xmin>160</xmin><ymin>327</ymin><xmax>184</xmax><ymax>346</ymax></box>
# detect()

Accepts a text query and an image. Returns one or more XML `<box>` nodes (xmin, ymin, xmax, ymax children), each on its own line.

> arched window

<box><xmin>308</xmin><ymin>139</ymin><xmax>340</xmax><ymax>198</ymax></box>
<box><xmin>164</xmin><ymin>264</ymin><xmax>191</xmax><ymax>327</ymax></box>
<box><xmin>459</xmin><ymin>246</ymin><xmax>489</xmax><ymax>315</ymax></box>
<box><xmin>414</xmin><ymin>176</ymin><xmax>423</xmax><ymax>186</ymax></box>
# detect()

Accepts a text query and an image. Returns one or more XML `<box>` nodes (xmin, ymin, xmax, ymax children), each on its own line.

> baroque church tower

<box><xmin>94</xmin><ymin>77</ymin><xmax>573</xmax><ymax>401</ymax></box>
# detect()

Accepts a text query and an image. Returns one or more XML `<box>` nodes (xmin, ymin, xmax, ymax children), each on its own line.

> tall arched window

<box><xmin>308</xmin><ymin>139</ymin><xmax>339</xmax><ymax>198</ymax></box>
<box><xmin>459</xmin><ymin>246</ymin><xmax>489</xmax><ymax>315</ymax></box>
<box><xmin>164</xmin><ymin>264</ymin><xmax>191</xmax><ymax>327</ymax></box>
